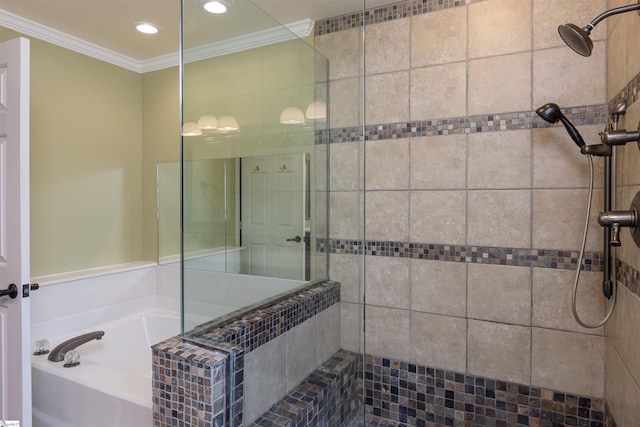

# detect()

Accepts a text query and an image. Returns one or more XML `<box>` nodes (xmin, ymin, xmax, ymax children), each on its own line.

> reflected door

<box><xmin>241</xmin><ymin>153</ymin><xmax>305</xmax><ymax>280</ymax></box>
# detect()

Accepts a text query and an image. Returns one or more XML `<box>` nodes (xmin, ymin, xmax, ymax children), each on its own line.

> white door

<box><xmin>241</xmin><ymin>153</ymin><xmax>305</xmax><ymax>280</ymax></box>
<box><xmin>0</xmin><ymin>38</ymin><xmax>31</xmax><ymax>426</ymax></box>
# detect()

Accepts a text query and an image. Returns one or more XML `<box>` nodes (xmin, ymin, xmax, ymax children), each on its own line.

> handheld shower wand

<box><xmin>558</xmin><ymin>1</ymin><xmax>640</xmax><ymax>56</ymax></box>
<box><xmin>536</xmin><ymin>103</ymin><xmax>586</xmax><ymax>151</ymax></box>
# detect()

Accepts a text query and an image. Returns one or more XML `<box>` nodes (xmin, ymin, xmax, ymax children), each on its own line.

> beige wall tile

<box><xmin>410</xmin><ymin>63</ymin><xmax>466</xmax><ymax>120</ymax></box>
<box><xmin>286</xmin><ymin>317</ymin><xmax>317</xmax><ymax>390</ymax></box>
<box><xmin>532</xmin><ymin>189</ymin><xmax>603</xmax><ymax>252</ymax></box>
<box><xmin>468</xmin><ymin>264</ymin><xmax>531</xmax><ymax>326</ymax></box>
<box><xmin>623</xmin><ymin>290</ymin><xmax>640</xmax><ymax>385</ymax></box>
<box><xmin>467</xmin><ymin>320</ymin><xmax>531</xmax><ymax>384</ymax></box>
<box><xmin>340</xmin><ymin>302</ymin><xmax>363</xmax><ymax>353</ymax></box>
<box><xmin>410</xmin><ymin>190</ymin><xmax>466</xmax><ymax>244</ymax></box>
<box><xmin>606</xmin><ymin>282</ymin><xmax>626</xmax><ymax>355</ymax></box>
<box><xmin>533</xmin><ymin>0</ymin><xmax>607</xmax><ymax>50</ymax></box>
<box><xmin>410</xmin><ymin>312</ymin><xmax>466</xmax><ymax>372</ymax></box>
<box><xmin>330</xmin><ymin>78</ymin><xmax>361</xmax><ymax>128</ymax></box>
<box><xmin>330</xmin><ymin>253</ymin><xmax>362</xmax><ymax>304</ymax></box>
<box><xmin>605</xmin><ymin>340</ymin><xmax>625</xmax><ymax>425</ymax></box>
<box><xmin>316</xmin><ymin>304</ymin><xmax>340</xmax><ymax>366</ymax></box>
<box><xmin>468</xmin><ymin>53</ymin><xmax>532</xmax><ymax>116</ymax></box>
<box><xmin>365</xmin><ymin>139</ymin><xmax>409</xmax><ymax>190</ymax></box>
<box><xmin>469</xmin><ymin>0</ymin><xmax>532</xmax><ymax>58</ymax></box>
<box><xmin>467</xmin><ymin>130</ymin><xmax>532</xmax><ymax>189</ymax></box>
<box><xmin>411</xmin><ymin>7</ymin><xmax>467</xmax><ymax>67</ymax></box>
<box><xmin>533</xmin><ymin>43</ymin><xmax>606</xmax><ymax>108</ymax></box>
<box><xmin>623</xmin><ymin>104</ymin><xmax>640</xmax><ymax>187</ymax></box>
<box><xmin>365</xmin><ymin>305</ymin><xmax>410</xmax><ymax>362</ymax></box>
<box><xmin>244</xmin><ymin>334</ymin><xmax>287</xmax><ymax>424</ymax></box>
<box><xmin>365</xmin><ymin>256</ymin><xmax>410</xmax><ymax>309</ymax></box>
<box><xmin>330</xmin><ymin>141</ymin><xmax>362</xmax><ymax>191</ymax></box>
<box><xmin>314</xmin><ymin>28</ymin><xmax>361</xmax><ymax>80</ymax></box>
<box><xmin>531</xmin><ymin>328</ymin><xmax>604</xmax><ymax>397</ymax></box>
<box><xmin>410</xmin><ymin>134</ymin><xmax>467</xmax><ymax>190</ymax></box>
<box><xmin>410</xmin><ymin>259</ymin><xmax>467</xmax><ymax>317</ymax></box>
<box><xmin>365</xmin><ymin>191</ymin><xmax>409</xmax><ymax>241</ymax></box>
<box><xmin>623</xmin><ymin>370</ymin><xmax>640</xmax><ymax>426</ymax></box>
<box><xmin>366</xmin><ymin>18</ymin><xmax>410</xmax><ymax>75</ymax></box>
<box><xmin>532</xmin><ymin>125</ymin><xmax>605</xmax><ymax>189</ymax></box>
<box><xmin>532</xmin><ymin>268</ymin><xmax>605</xmax><ymax>334</ymax></box>
<box><xmin>329</xmin><ymin>191</ymin><xmax>361</xmax><ymax>240</ymax></box>
<box><xmin>608</xmin><ymin>16</ymin><xmax>629</xmax><ymax>101</ymax></box>
<box><xmin>467</xmin><ymin>190</ymin><xmax>531</xmax><ymax>248</ymax></box>
<box><xmin>626</xmin><ymin>13</ymin><xmax>640</xmax><ymax>92</ymax></box>
<box><xmin>366</xmin><ymin>71</ymin><xmax>409</xmax><ymax>124</ymax></box>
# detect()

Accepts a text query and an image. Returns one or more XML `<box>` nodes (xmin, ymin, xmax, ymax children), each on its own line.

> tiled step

<box><xmin>252</xmin><ymin>350</ymin><xmax>360</xmax><ymax>427</ymax></box>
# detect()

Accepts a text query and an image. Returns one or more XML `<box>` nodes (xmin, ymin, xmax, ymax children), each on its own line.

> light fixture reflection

<box><xmin>217</xmin><ymin>116</ymin><xmax>239</xmax><ymax>131</ymax></box>
<box><xmin>197</xmin><ymin>115</ymin><xmax>218</xmax><ymax>130</ymax></box>
<box><xmin>182</xmin><ymin>122</ymin><xmax>202</xmax><ymax>136</ymax></box>
<box><xmin>135</xmin><ymin>23</ymin><xmax>159</xmax><ymax>34</ymax></box>
<box><xmin>305</xmin><ymin>101</ymin><xmax>327</xmax><ymax>120</ymax></box>
<box><xmin>203</xmin><ymin>0</ymin><xmax>228</xmax><ymax>14</ymax></box>
<box><xmin>280</xmin><ymin>107</ymin><xmax>305</xmax><ymax>124</ymax></box>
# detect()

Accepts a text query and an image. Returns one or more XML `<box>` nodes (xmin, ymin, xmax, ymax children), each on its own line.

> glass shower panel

<box><xmin>181</xmin><ymin>0</ymin><xmax>329</xmax><ymax>332</ymax></box>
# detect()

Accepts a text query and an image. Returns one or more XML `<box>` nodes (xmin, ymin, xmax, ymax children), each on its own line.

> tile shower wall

<box><xmin>316</xmin><ymin>0</ymin><xmax>611</xmax><ymax>414</ymax></box>
<box><xmin>604</xmin><ymin>0</ymin><xmax>640</xmax><ymax>425</ymax></box>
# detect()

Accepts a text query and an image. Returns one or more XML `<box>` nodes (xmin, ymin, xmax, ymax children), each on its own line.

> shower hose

<box><xmin>572</xmin><ymin>154</ymin><xmax>616</xmax><ymax>329</ymax></box>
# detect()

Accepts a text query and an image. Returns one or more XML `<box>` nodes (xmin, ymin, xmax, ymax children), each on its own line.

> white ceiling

<box><xmin>0</xmin><ymin>0</ymin><xmax>386</xmax><ymax>63</ymax></box>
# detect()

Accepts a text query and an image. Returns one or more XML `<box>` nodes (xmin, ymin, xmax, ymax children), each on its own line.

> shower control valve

<box><xmin>598</xmin><ymin>191</ymin><xmax>640</xmax><ymax>248</ymax></box>
<box><xmin>600</xmin><ymin>121</ymin><xmax>640</xmax><ymax>148</ymax></box>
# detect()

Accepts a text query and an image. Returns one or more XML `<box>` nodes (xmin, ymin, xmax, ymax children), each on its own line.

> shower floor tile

<box><xmin>347</xmin><ymin>415</ymin><xmax>411</xmax><ymax>427</ymax></box>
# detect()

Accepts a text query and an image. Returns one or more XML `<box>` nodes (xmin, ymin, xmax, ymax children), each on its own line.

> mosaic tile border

<box><xmin>616</xmin><ymin>258</ymin><xmax>640</xmax><ymax>299</ymax></box>
<box><xmin>184</xmin><ymin>280</ymin><xmax>340</xmax><ymax>353</ymax></box>
<box><xmin>152</xmin><ymin>337</ymin><xmax>228</xmax><ymax>427</ymax></box>
<box><xmin>608</xmin><ymin>71</ymin><xmax>640</xmax><ymax>116</ymax></box>
<box><xmin>363</xmin><ymin>354</ymin><xmax>606</xmax><ymax>427</ymax></box>
<box><xmin>323</xmin><ymin>105</ymin><xmax>609</xmax><ymax>144</ymax></box>
<box><xmin>316</xmin><ymin>0</ymin><xmax>471</xmax><ymax>36</ymax></box>
<box><xmin>252</xmin><ymin>350</ymin><xmax>360</xmax><ymax>426</ymax></box>
<box><xmin>320</xmin><ymin>239</ymin><xmax>603</xmax><ymax>272</ymax></box>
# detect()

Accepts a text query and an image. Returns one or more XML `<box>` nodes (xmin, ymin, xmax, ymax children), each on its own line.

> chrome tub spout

<box><xmin>48</xmin><ymin>331</ymin><xmax>105</xmax><ymax>362</ymax></box>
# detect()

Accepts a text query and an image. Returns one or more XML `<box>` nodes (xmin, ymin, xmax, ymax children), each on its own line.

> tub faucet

<box><xmin>48</xmin><ymin>331</ymin><xmax>105</xmax><ymax>362</ymax></box>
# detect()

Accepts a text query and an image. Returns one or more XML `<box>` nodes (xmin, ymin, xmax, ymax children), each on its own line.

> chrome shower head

<box><xmin>536</xmin><ymin>103</ymin><xmax>586</xmax><ymax>150</ymax></box>
<box><xmin>558</xmin><ymin>24</ymin><xmax>593</xmax><ymax>57</ymax></box>
<box><xmin>559</xmin><ymin>2</ymin><xmax>640</xmax><ymax>56</ymax></box>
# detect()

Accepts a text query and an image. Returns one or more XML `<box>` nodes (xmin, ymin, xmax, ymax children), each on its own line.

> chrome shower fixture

<box><xmin>599</xmin><ymin>192</ymin><xmax>640</xmax><ymax>248</ymax></box>
<box><xmin>559</xmin><ymin>1</ymin><xmax>640</xmax><ymax>56</ymax></box>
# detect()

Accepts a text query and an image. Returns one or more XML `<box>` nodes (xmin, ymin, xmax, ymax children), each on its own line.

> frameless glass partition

<box><xmin>175</xmin><ymin>0</ymin><xmax>329</xmax><ymax>332</ymax></box>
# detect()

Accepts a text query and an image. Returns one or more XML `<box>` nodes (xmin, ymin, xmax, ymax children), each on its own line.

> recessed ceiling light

<box><xmin>135</xmin><ymin>23</ymin><xmax>159</xmax><ymax>34</ymax></box>
<box><xmin>203</xmin><ymin>0</ymin><xmax>229</xmax><ymax>14</ymax></box>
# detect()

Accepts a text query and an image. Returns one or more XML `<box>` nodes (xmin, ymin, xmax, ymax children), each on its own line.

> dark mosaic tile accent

<box><xmin>251</xmin><ymin>350</ymin><xmax>361</xmax><ymax>427</ymax></box>
<box><xmin>609</xmin><ymin>71</ymin><xmax>640</xmax><ymax>116</ymax></box>
<box><xmin>324</xmin><ymin>105</ymin><xmax>608</xmax><ymax>144</ymax></box>
<box><xmin>152</xmin><ymin>337</ymin><xmax>227</xmax><ymax>427</ymax></box>
<box><xmin>184</xmin><ymin>281</ymin><xmax>340</xmax><ymax>353</ymax></box>
<box><xmin>363</xmin><ymin>354</ymin><xmax>607</xmax><ymax>427</ymax></box>
<box><xmin>605</xmin><ymin>402</ymin><xmax>618</xmax><ymax>427</ymax></box>
<box><xmin>325</xmin><ymin>239</ymin><xmax>603</xmax><ymax>272</ymax></box>
<box><xmin>616</xmin><ymin>258</ymin><xmax>640</xmax><ymax>299</ymax></box>
<box><xmin>365</xmin><ymin>106</ymin><xmax>608</xmax><ymax>140</ymax></box>
<box><xmin>315</xmin><ymin>0</ymin><xmax>469</xmax><ymax>36</ymax></box>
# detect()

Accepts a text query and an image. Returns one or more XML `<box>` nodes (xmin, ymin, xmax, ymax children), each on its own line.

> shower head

<box><xmin>536</xmin><ymin>103</ymin><xmax>586</xmax><ymax>150</ymax></box>
<box><xmin>558</xmin><ymin>24</ymin><xmax>593</xmax><ymax>57</ymax></box>
<box><xmin>559</xmin><ymin>2</ymin><xmax>640</xmax><ymax>56</ymax></box>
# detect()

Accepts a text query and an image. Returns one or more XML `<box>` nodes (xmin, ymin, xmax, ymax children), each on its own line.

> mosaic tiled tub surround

<box><xmin>362</xmin><ymin>355</ymin><xmax>607</xmax><ymax>427</ymax></box>
<box><xmin>153</xmin><ymin>280</ymin><xmax>341</xmax><ymax>427</ymax></box>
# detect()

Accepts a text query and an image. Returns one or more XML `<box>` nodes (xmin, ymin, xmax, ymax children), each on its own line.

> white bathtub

<box><xmin>31</xmin><ymin>310</ymin><xmax>180</xmax><ymax>427</ymax></box>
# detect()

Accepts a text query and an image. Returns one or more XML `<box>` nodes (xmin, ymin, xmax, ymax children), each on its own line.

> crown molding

<box><xmin>0</xmin><ymin>9</ymin><xmax>315</xmax><ymax>74</ymax></box>
<box><xmin>0</xmin><ymin>9</ymin><xmax>142</xmax><ymax>72</ymax></box>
